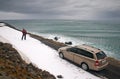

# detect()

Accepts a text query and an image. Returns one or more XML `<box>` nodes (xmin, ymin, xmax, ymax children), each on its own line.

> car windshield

<box><xmin>96</xmin><ymin>51</ymin><xmax>107</xmax><ymax>60</ymax></box>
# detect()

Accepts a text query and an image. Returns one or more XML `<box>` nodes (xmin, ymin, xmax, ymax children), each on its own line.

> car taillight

<box><xmin>95</xmin><ymin>60</ymin><xmax>100</xmax><ymax>66</ymax></box>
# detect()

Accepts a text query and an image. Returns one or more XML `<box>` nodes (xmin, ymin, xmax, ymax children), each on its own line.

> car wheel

<box><xmin>81</xmin><ymin>63</ymin><xmax>89</xmax><ymax>71</ymax></box>
<box><xmin>59</xmin><ymin>52</ymin><xmax>64</xmax><ymax>59</ymax></box>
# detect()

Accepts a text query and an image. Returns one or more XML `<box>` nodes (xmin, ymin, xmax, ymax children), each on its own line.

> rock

<box><xmin>0</xmin><ymin>71</ymin><xmax>4</xmax><ymax>76</ymax></box>
<box><xmin>26</xmin><ymin>76</ymin><xmax>33</xmax><ymax>79</ymax></box>
<box><xmin>0</xmin><ymin>71</ymin><xmax>10</xmax><ymax>79</ymax></box>
<box><xmin>0</xmin><ymin>76</ymin><xmax>11</xmax><ymax>79</ymax></box>
<box><xmin>0</xmin><ymin>42</ymin><xmax>3</xmax><ymax>46</ymax></box>
<box><xmin>65</xmin><ymin>41</ymin><xmax>72</xmax><ymax>45</ymax></box>
<box><xmin>57</xmin><ymin>75</ymin><xmax>63</xmax><ymax>79</ymax></box>
<box><xmin>3</xmin><ymin>43</ymin><xmax>12</xmax><ymax>48</ymax></box>
<box><xmin>54</xmin><ymin>37</ymin><xmax>58</xmax><ymax>41</ymax></box>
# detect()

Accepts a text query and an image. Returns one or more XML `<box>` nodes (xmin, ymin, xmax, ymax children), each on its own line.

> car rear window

<box><xmin>96</xmin><ymin>51</ymin><xmax>107</xmax><ymax>60</ymax></box>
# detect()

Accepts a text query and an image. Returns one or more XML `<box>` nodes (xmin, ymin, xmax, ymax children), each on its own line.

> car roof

<box><xmin>75</xmin><ymin>44</ymin><xmax>101</xmax><ymax>53</ymax></box>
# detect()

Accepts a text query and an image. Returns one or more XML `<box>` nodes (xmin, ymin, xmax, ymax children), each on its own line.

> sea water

<box><xmin>2</xmin><ymin>19</ymin><xmax>120</xmax><ymax>60</ymax></box>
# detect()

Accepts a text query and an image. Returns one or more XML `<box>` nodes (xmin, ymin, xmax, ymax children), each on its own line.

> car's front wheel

<box><xmin>59</xmin><ymin>52</ymin><xmax>64</xmax><ymax>59</ymax></box>
<box><xmin>81</xmin><ymin>63</ymin><xmax>89</xmax><ymax>71</ymax></box>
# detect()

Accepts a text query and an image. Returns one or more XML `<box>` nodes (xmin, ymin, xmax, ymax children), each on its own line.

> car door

<box><xmin>64</xmin><ymin>47</ymin><xmax>76</xmax><ymax>61</ymax></box>
<box><xmin>73</xmin><ymin>48</ymin><xmax>84</xmax><ymax>64</ymax></box>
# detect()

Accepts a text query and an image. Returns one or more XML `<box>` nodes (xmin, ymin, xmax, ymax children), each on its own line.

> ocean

<box><xmin>2</xmin><ymin>19</ymin><xmax>120</xmax><ymax>60</ymax></box>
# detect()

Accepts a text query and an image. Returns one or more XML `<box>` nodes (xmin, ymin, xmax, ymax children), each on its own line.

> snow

<box><xmin>0</xmin><ymin>24</ymin><xmax>101</xmax><ymax>79</ymax></box>
<box><xmin>0</xmin><ymin>23</ymin><xmax>5</xmax><ymax>26</ymax></box>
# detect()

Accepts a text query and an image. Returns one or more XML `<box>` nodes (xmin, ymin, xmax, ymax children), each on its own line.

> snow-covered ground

<box><xmin>0</xmin><ymin>23</ymin><xmax>101</xmax><ymax>79</ymax></box>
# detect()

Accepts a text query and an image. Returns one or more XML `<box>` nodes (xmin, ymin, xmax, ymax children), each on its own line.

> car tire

<box><xmin>81</xmin><ymin>63</ymin><xmax>89</xmax><ymax>71</ymax></box>
<box><xmin>59</xmin><ymin>52</ymin><xmax>64</xmax><ymax>59</ymax></box>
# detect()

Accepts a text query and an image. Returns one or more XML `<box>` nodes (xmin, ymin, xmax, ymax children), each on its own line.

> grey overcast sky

<box><xmin>0</xmin><ymin>0</ymin><xmax>120</xmax><ymax>20</ymax></box>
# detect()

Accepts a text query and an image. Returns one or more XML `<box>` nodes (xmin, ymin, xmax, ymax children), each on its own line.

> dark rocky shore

<box><xmin>1</xmin><ymin>22</ymin><xmax>120</xmax><ymax>79</ymax></box>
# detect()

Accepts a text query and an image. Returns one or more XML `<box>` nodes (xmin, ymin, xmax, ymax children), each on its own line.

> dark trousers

<box><xmin>21</xmin><ymin>34</ymin><xmax>26</xmax><ymax>40</ymax></box>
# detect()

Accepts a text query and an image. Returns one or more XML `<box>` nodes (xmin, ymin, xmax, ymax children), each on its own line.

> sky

<box><xmin>0</xmin><ymin>0</ymin><xmax>120</xmax><ymax>20</ymax></box>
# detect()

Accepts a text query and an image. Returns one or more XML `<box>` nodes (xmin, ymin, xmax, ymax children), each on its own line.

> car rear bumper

<box><xmin>94</xmin><ymin>62</ymin><xmax>109</xmax><ymax>71</ymax></box>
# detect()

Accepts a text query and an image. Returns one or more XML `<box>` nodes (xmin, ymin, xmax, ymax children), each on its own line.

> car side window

<box><xmin>67</xmin><ymin>47</ymin><xmax>78</xmax><ymax>53</ymax></box>
<box><xmin>77</xmin><ymin>49</ymin><xmax>94</xmax><ymax>59</ymax></box>
<box><xmin>84</xmin><ymin>51</ymin><xmax>94</xmax><ymax>59</ymax></box>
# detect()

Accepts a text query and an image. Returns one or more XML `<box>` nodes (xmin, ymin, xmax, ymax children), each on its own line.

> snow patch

<box><xmin>0</xmin><ymin>23</ymin><xmax>6</xmax><ymax>26</ymax></box>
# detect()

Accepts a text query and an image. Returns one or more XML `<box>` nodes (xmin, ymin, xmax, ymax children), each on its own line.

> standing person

<box><xmin>21</xmin><ymin>28</ymin><xmax>27</xmax><ymax>40</ymax></box>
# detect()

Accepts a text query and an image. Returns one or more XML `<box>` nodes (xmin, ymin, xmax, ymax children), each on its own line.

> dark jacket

<box><xmin>22</xmin><ymin>29</ymin><xmax>27</xmax><ymax>35</ymax></box>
